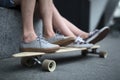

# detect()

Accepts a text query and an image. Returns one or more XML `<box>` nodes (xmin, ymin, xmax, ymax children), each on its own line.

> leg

<box><xmin>14</xmin><ymin>0</ymin><xmax>37</xmax><ymax>43</ymax></box>
<box><xmin>61</xmin><ymin>17</ymin><xmax>89</xmax><ymax>39</ymax></box>
<box><xmin>51</xmin><ymin>2</ymin><xmax>76</xmax><ymax>38</ymax></box>
<box><xmin>38</xmin><ymin>0</ymin><xmax>55</xmax><ymax>39</ymax></box>
<box><xmin>38</xmin><ymin>0</ymin><xmax>76</xmax><ymax>39</ymax></box>
<box><xmin>21</xmin><ymin>0</ymin><xmax>37</xmax><ymax>43</ymax></box>
<box><xmin>51</xmin><ymin>2</ymin><xmax>88</xmax><ymax>39</ymax></box>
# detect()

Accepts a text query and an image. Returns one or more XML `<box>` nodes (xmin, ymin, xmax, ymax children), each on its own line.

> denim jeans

<box><xmin>0</xmin><ymin>0</ymin><xmax>15</xmax><ymax>8</ymax></box>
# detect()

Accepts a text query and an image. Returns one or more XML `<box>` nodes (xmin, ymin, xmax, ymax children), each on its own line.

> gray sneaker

<box><xmin>20</xmin><ymin>36</ymin><xmax>60</xmax><ymax>53</ymax></box>
<box><xmin>46</xmin><ymin>34</ymin><xmax>75</xmax><ymax>46</ymax></box>
<box><xmin>85</xmin><ymin>26</ymin><xmax>109</xmax><ymax>44</ymax></box>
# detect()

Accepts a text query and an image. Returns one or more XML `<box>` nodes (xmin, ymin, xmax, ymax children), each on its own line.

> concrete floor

<box><xmin>0</xmin><ymin>31</ymin><xmax>120</xmax><ymax>80</ymax></box>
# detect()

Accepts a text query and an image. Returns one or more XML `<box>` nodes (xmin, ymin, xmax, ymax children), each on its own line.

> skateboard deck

<box><xmin>12</xmin><ymin>45</ymin><xmax>107</xmax><ymax>72</ymax></box>
<box><xmin>13</xmin><ymin>45</ymin><xmax>100</xmax><ymax>58</ymax></box>
<box><xmin>13</xmin><ymin>47</ymin><xmax>86</xmax><ymax>58</ymax></box>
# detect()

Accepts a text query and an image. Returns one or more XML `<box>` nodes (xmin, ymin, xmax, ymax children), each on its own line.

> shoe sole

<box><xmin>87</xmin><ymin>27</ymin><xmax>109</xmax><ymax>44</ymax></box>
<box><xmin>20</xmin><ymin>47</ymin><xmax>60</xmax><ymax>53</ymax></box>
<box><xmin>53</xmin><ymin>37</ymin><xmax>75</xmax><ymax>46</ymax></box>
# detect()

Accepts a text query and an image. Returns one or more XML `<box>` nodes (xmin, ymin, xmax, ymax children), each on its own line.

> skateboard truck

<box><xmin>81</xmin><ymin>47</ymin><xmax>107</xmax><ymax>58</ymax></box>
<box><xmin>21</xmin><ymin>56</ymin><xmax>56</xmax><ymax>72</ymax></box>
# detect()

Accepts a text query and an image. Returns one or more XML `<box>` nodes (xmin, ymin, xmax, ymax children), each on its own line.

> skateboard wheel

<box><xmin>99</xmin><ymin>51</ymin><xmax>107</xmax><ymax>58</ymax></box>
<box><xmin>21</xmin><ymin>57</ymin><xmax>37</xmax><ymax>67</ymax></box>
<box><xmin>42</xmin><ymin>59</ymin><xmax>56</xmax><ymax>72</ymax></box>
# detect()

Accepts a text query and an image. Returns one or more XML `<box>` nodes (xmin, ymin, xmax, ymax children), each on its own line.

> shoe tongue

<box><xmin>55</xmin><ymin>33</ymin><xmax>64</xmax><ymax>37</ymax></box>
<box><xmin>55</xmin><ymin>33</ymin><xmax>65</xmax><ymax>39</ymax></box>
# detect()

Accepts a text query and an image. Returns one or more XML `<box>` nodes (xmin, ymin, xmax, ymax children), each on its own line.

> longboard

<box><xmin>13</xmin><ymin>45</ymin><xmax>107</xmax><ymax>72</ymax></box>
<box><xmin>13</xmin><ymin>47</ymin><xmax>86</xmax><ymax>57</ymax></box>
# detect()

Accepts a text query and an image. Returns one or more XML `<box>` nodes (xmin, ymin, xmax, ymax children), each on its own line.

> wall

<box><xmin>89</xmin><ymin>0</ymin><xmax>108</xmax><ymax>31</ymax></box>
<box><xmin>0</xmin><ymin>7</ymin><xmax>43</xmax><ymax>59</ymax></box>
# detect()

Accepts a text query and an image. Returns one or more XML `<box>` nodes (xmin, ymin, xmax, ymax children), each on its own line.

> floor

<box><xmin>0</xmin><ymin>31</ymin><xmax>120</xmax><ymax>80</ymax></box>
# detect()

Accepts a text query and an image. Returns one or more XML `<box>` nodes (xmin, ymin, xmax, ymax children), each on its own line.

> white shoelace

<box><xmin>74</xmin><ymin>36</ymin><xmax>85</xmax><ymax>44</ymax></box>
<box><xmin>89</xmin><ymin>29</ymin><xmax>99</xmax><ymax>36</ymax></box>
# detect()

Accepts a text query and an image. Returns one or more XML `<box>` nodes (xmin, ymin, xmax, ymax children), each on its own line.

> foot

<box><xmin>85</xmin><ymin>26</ymin><xmax>110</xmax><ymax>44</ymax></box>
<box><xmin>46</xmin><ymin>33</ymin><xmax>75</xmax><ymax>46</ymax></box>
<box><xmin>20</xmin><ymin>36</ymin><xmax>60</xmax><ymax>53</ymax></box>
<box><xmin>68</xmin><ymin>36</ymin><xmax>93</xmax><ymax>48</ymax></box>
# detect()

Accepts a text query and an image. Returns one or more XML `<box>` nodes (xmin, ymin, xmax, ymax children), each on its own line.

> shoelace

<box><xmin>74</xmin><ymin>36</ymin><xmax>86</xmax><ymax>44</ymax></box>
<box><xmin>37</xmin><ymin>35</ymin><xmax>50</xmax><ymax>45</ymax></box>
<box><xmin>89</xmin><ymin>29</ymin><xmax>99</xmax><ymax>36</ymax></box>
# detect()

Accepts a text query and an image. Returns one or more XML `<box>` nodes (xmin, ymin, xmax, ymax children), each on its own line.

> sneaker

<box><xmin>68</xmin><ymin>36</ymin><xmax>93</xmax><ymax>48</ymax></box>
<box><xmin>85</xmin><ymin>26</ymin><xmax>110</xmax><ymax>44</ymax></box>
<box><xmin>20</xmin><ymin>36</ymin><xmax>60</xmax><ymax>53</ymax></box>
<box><xmin>46</xmin><ymin>34</ymin><xmax>75</xmax><ymax>46</ymax></box>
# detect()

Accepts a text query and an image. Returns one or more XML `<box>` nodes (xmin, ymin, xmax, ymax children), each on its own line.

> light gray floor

<box><xmin>0</xmin><ymin>31</ymin><xmax>120</xmax><ymax>80</ymax></box>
